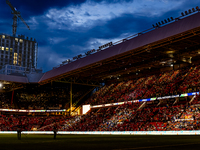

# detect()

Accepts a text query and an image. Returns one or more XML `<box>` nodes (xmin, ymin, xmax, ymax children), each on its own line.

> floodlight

<box><xmin>188</xmin><ymin>9</ymin><xmax>192</xmax><ymax>13</ymax></box>
<box><xmin>185</xmin><ymin>11</ymin><xmax>188</xmax><ymax>15</ymax></box>
<box><xmin>78</xmin><ymin>54</ymin><xmax>82</xmax><ymax>58</ymax></box>
<box><xmin>192</xmin><ymin>8</ymin><xmax>195</xmax><ymax>12</ymax></box>
<box><xmin>181</xmin><ymin>12</ymin><xmax>184</xmax><ymax>16</ymax></box>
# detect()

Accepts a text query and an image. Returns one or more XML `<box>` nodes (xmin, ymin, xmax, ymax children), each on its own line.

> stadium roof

<box><xmin>38</xmin><ymin>11</ymin><xmax>200</xmax><ymax>84</ymax></box>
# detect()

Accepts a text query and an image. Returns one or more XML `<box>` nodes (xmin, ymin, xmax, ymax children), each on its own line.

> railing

<box><xmin>54</xmin><ymin>8</ymin><xmax>200</xmax><ymax>69</ymax></box>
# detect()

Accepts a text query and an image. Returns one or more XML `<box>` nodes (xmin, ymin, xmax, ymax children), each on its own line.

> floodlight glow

<box><xmin>0</xmin><ymin>83</ymin><xmax>2</xmax><ymax>88</ymax></box>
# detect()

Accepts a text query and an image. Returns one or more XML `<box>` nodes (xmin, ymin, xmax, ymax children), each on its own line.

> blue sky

<box><xmin>0</xmin><ymin>0</ymin><xmax>200</xmax><ymax>72</ymax></box>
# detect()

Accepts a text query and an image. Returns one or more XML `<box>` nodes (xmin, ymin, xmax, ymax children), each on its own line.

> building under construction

<box><xmin>0</xmin><ymin>0</ymin><xmax>40</xmax><ymax>75</ymax></box>
<box><xmin>0</xmin><ymin>34</ymin><xmax>38</xmax><ymax>75</ymax></box>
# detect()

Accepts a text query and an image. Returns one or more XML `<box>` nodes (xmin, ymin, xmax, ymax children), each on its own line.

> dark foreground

<box><xmin>1</xmin><ymin>134</ymin><xmax>200</xmax><ymax>150</ymax></box>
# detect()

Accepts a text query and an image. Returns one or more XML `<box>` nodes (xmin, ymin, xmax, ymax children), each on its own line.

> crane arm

<box><xmin>6</xmin><ymin>0</ymin><xmax>17</xmax><ymax>13</ymax></box>
<box><xmin>6</xmin><ymin>0</ymin><xmax>30</xmax><ymax>35</ymax></box>
<box><xmin>19</xmin><ymin>15</ymin><xmax>30</xmax><ymax>30</ymax></box>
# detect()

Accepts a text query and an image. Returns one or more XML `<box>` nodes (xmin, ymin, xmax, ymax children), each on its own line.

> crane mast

<box><xmin>6</xmin><ymin>0</ymin><xmax>30</xmax><ymax>36</ymax></box>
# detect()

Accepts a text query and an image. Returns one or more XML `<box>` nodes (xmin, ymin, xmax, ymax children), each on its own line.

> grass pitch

<box><xmin>1</xmin><ymin>134</ymin><xmax>200</xmax><ymax>150</ymax></box>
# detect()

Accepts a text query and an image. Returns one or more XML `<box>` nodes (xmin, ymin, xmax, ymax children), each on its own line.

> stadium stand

<box><xmin>1</xmin><ymin>8</ymin><xmax>200</xmax><ymax>133</ymax></box>
<box><xmin>1</xmin><ymin>65</ymin><xmax>200</xmax><ymax>132</ymax></box>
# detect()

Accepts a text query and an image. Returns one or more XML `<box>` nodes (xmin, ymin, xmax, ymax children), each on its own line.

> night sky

<box><xmin>0</xmin><ymin>0</ymin><xmax>199</xmax><ymax>72</ymax></box>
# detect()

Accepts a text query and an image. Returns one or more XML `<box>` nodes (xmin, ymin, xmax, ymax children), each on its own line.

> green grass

<box><xmin>1</xmin><ymin>134</ymin><xmax>200</xmax><ymax>150</ymax></box>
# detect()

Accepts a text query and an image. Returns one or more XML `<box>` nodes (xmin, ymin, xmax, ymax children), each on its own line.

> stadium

<box><xmin>1</xmin><ymin>5</ymin><xmax>200</xmax><ymax>150</ymax></box>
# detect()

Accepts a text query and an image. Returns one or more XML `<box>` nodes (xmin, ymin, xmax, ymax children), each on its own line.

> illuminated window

<box><xmin>10</xmin><ymin>48</ymin><xmax>13</xmax><ymax>52</ymax></box>
<box><xmin>6</xmin><ymin>47</ymin><xmax>9</xmax><ymax>51</ymax></box>
<box><xmin>1</xmin><ymin>47</ymin><xmax>4</xmax><ymax>51</ymax></box>
<box><xmin>2</xmin><ymin>35</ymin><xmax>5</xmax><ymax>39</ymax></box>
<box><xmin>13</xmin><ymin>60</ymin><xmax>17</xmax><ymax>65</ymax></box>
<box><xmin>15</xmin><ymin>38</ymin><xmax>18</xmax><ymax>42</ymax></box>
<box><xmin>19</xmin><ymin>39</ymin><xmax>23</xmax><ymax>43</ymax></box>
<box><xmin>13</xmin><ymin>52</ymin><xmax>18</xmax><ymax>65</ymax></box>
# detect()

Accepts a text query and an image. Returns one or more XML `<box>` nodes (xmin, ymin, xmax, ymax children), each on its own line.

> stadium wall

<box><xmin>1</xmin><ymin>131</ymin><xmax>200</xmax><ymax>135</ymax></box>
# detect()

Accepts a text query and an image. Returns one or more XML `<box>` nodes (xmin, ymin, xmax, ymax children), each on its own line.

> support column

<box><xmin>70</xmin><ymin>82</ymin><xmax>72</xmax><ymax>115</ymax></box>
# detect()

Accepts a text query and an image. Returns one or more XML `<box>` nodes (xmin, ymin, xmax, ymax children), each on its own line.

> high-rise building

<box><xmin>0</xmin><ymin>33</ymin><xmax>38</xmax><ymax>74</ymax></box>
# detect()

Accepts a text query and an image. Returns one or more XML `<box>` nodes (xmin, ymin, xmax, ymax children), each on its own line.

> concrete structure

<box><xmin>0</xmin><ymin>64</ymin><xmax>42</xmax><ymax>75</ymax></box>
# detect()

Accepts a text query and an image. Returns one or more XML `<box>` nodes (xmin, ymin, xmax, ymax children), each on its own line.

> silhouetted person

<box><xmin>53</xmin><ymin>124</ymin><xmax>57</xmax><ymax>139</ymax></box>
<box><xmin>17</xmin><ymin>127</ymin><xmax>21</xmax><ymax>140</ymax></box>
<box><xmin>17</xmin><ymin>117</ymin><xmax>22</xmax><ymax>140</ymax></box>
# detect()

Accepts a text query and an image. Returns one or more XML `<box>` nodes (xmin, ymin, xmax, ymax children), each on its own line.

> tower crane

<box><xmin>6</xmin><ymin>0</ymin><xmax>30</xmax><ymax>36</ymax></box>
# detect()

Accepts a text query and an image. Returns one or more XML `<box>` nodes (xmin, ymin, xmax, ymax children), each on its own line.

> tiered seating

<box><xmin>97</xmin><ymin>103</ymin><xmax>139</xmax><ymax>131</ymax></box>
<box><xmin>64</xmin><ymin>107</ymin><xmax>116</xmax><ymax>131</ymax></box>
<box><xmin>1</xmin><ymin>65</ymin><xmax>200</xmax><ymax>132</ymax></box>
<box><xmin>86</xmin><ymin>65</ymin><xmax>200</xmax><ymax>107</ymax></box>
<box><xmin>179</xmin><ymin>65</ymin><xmax>200</xmax><ymax>93</ymax></box>
<box><xmin>0</xmin><ymin>115</ymin><xmax>68</xmax><ymax>131</ymax></box>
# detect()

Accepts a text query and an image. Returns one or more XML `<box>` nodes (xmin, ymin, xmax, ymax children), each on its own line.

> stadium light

<box><xmin>156</xmin><ymin>23</ymin><xmax>159</xmax><ymax>27</ymax></box>
<box><xmin>185</xmin><ymin>11</ymin><xmax>188</xmax><ymax>15</ymax></box>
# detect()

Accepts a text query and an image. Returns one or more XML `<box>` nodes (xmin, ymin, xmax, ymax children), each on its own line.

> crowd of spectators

<box><xmin>60</xmin><ymin>96</ymin><xmax>200</xmax><ymax>131</ymax></box>
<box><xmin>0</xmin><ymin>91</ymin><xmax>200</xmax><ymax>132</ymax></box>
<box><xmin>0</xmin><ymin>65</ymin><xmax>200</xmax><ymax>111</ymax></box>
<box><xmin>0</xmin><ymin>115</ymin><xmax>68</xmax><ymax>131</ymax></box>
<box><xmin>17</xmin><ymin>87</ymin><xmax>70</xmax><ymax>110</ymax></box>
<box><xmin>86</xmin><ymin>65</ymin><xmax>200</xmax><ymax>106</ymax></box>
<box><xmin>0</xmin><ymin>84</ymin><xmax>93</xmax><ymax>110</ymax></box>
<box><xmin>1</xmin><ymin>65</ymin><xmax>200</xmax><ymax>132</ymax></box>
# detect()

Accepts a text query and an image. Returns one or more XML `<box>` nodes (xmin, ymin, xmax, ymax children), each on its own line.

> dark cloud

<box><xmin>4</xmin><ymin>0</ymin><xmax>87</xmax><ymax>18</ymax></box>
<box><xmin>93</xmin><ymin>0</ymin><xmax>134</xmax><ymax>3</ymax></box>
